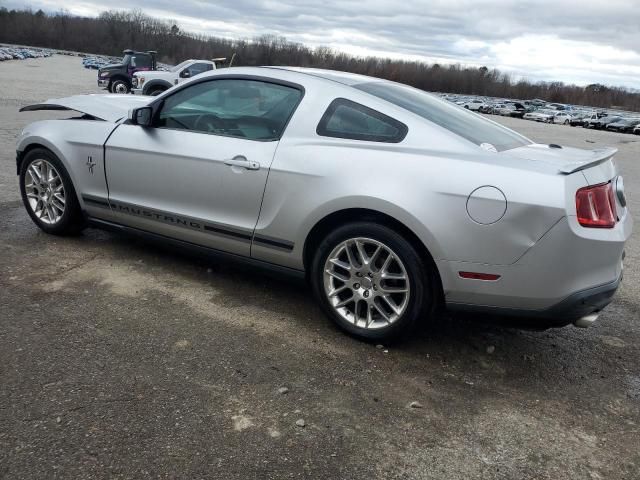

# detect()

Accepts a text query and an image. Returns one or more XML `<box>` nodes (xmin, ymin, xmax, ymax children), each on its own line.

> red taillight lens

<box><xmin>575</xmin><ymin>182</ymin><xmax>617</xmax><ymax>228</ymax></box>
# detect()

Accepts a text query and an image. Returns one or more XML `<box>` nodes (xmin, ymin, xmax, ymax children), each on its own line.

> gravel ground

<box><xmin>1</xmin><ymin>55</ymin><xmax>639</xmax><ymax>480</ymax></box>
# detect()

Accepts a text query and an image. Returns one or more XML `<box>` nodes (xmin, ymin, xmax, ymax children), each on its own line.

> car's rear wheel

<box><xmin>149</xmin><ymin>88</ymin><xmax>166</xmax><ymax>96</ymax></box>
<box><xmin>19</xmin><ymin>148</ymin><xmax>85</xmax><ymax>235</ymax></box>
<box><xmin>311</xmin><ymin>222</ymin><xmax>434</xmax><ymax>341</ymax></box>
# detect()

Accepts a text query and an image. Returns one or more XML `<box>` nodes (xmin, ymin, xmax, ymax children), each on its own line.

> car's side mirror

<box><xmin>129</xmin><ymin>106</ymin><xmax>153</xmax><ymax>127</ymax></box>
<box><xmin>180</xmin><ymin>69</ymin><xmax>191</xmax><ymax>78</ymax></box>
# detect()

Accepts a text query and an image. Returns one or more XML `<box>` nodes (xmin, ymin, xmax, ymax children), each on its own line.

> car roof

<box><xmin>266</xmin><ymin>67</ymin><xmax>386</xmax><ymax>86</ymax></box>
<box><xmin>192</xmin><ymin>66</ymin><xmax>384</xmax><ymax>89</ymax></box>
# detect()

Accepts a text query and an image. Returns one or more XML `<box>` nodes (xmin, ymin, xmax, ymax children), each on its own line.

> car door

<box><xmin>104</xmin><ymin>77</ymin><xmax>304</xmax><ymax>256</ymax></box>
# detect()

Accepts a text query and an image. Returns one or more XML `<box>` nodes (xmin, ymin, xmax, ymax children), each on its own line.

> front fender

<box><xmin>17</xmin><ymin>119</ymin><xmax>118</xmax><ymax>206</ymax></box>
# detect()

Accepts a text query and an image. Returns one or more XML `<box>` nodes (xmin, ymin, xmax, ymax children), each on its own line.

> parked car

<box><xmin>606</xmin><ymin>118</ymin><xmax>640</xmax><ymax>133</ymax></box>
<box><xmin>569</xmin><ymin>115</ymin><xmax>588</xmax><ymax>127</ymax></box>
<box><xmin>462</xmin><ymin>99</ymin><xmax>486</xmax><ymax>111</ymax></box>
<box><xmin>97</xmin><ymin>49</ymin><xmax>157</xmax><ymax>94</ymax></box>
<box><xmin>523</xmin><ymin>109</ymin><xmax>556</xmax><ymax>122</ymax></box>
<box><xmin>17</xmin><ymin>67</ymin><xmax>632</xmax><ymax>341</ymax></box>
<box><xmin>491</xmin><ymin>103</ymin><xmax>526</xmax><ymax>118</ymax></box>
<box><xmin>505</xmin><ymin>102</ymin><xmax>527</xmax><ymax>118</ymax></box>
<box><xmin>583</xmin><ymin>112</ymin><xmax>613</xmax><ymax>129</ymax></box>
<box><xmin>552</xmin><ymin>112</ymin><xmax>573</xmax><ymax>125</ymax></box>
<box><xmin>591</xmin><ymin>116</ymin><xmax>623</xmax><ymax>130</ymax></box>
<box><xmin>132</xmin><ymin>59</ymin><xmax>217</xmax><ymax>96</ymax></box>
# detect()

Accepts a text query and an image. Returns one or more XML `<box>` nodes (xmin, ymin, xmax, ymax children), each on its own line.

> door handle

<box><xmin>224</xmin><ymin>155</ymin><xmax>260</xmax><ymax>170</ymax></box>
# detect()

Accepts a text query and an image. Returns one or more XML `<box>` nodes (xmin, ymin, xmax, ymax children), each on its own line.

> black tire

<box><xmin>19</xmin><ymin>148</ymin><xmax>85</xmax><ymax>235</ymax></box>
<box><xmin>310</xmin><ymin>222</ymin><xmax>435</xmax><ymax>342</ymax></box>
<box><xmin>149</xmin><ymin>88</ymin><xmax>166</xmax><ymax>96</ymax></box>
<box><xmin>110</xmin><ymin>79</ymin><xmax>130</xmax><ymax>94</ymax></box>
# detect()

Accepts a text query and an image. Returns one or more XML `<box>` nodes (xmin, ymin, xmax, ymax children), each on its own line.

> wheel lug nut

<box><xmin>368</xmin><ymin>272</ymin><xmax>373</xmax><ymax>277</ymax></box>
<box><xmin>353</xmin><ymin>283</ymin><xmax>360</xmax><ymax>289</ymax></box>
<box><xmin>363</xmin><ymin>290</ymin><xmax>370</xmax><ymax>298</ymax></box>
<box><xmin>356</xmin><ymin>272</ymin><xmax>362</xmax><ymax>277</ymax></box>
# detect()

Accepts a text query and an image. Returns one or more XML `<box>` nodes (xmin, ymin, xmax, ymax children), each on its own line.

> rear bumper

<box><xmin>447</xmin><ymin>271</ymin><xmax>622</xmax><ymax>328</ymax></box>
<box><xmin>439</xmin><ymin>209</ymin><xmax>632</xmax><ymax>326</ymax></box>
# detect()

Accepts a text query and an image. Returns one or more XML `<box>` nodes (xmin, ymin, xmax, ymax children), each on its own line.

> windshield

<box><xmin>355</xmin><ymin>82</ymin><xmax>531</xmax><ymax>152</ymax></box>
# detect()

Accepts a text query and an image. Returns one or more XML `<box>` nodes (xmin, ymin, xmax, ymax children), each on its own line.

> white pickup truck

<box><xmin>131</xmin><ymin>59</ymin><xmax>217</xmax><ymax>96</ymax></box>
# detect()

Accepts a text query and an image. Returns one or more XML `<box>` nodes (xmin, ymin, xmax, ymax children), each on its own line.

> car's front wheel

<box><xmin>311</xmin><ymin>222</ymin><xmax>435</xmax><ymax>341</ymax></box>
<box><xmin>19</xmin><ymin>148</ymin><xmax>85</xmax><ymax>235</ymax></box>
<box><xmin>110</xmin><ymin>79</ymin><xmax>130</xmax><ymax>94</ymax></box>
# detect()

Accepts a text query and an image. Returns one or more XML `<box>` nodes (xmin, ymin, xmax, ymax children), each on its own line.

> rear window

<box><xmin>354</xmin><ymin>82</ymin><xmax>531</xmax><ymax>152</ymax></box>
<box><xmin>131</xmin><ymin>55</ymin><xmax>152</xmax><ymax>68</ymax></box>
<box><xmin>317</xmin><ymin>98</ymin><xmax>407</xmax><ymax>143</ymax></box>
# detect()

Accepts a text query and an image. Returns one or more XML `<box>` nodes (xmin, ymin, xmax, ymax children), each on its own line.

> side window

<box><xmin>317</xmin><ymin>98</ymin><xmax>407</xmax><ymax>143</ymax></box>
<box><xmin>186</xmin><ymin>63</ymin><xmax>213</xmax><ymax>77</ymax></box>
<box><xmin>156</xmin><ymin>79</ymin><xmax>303</xmax><ymax>141</ymax></box>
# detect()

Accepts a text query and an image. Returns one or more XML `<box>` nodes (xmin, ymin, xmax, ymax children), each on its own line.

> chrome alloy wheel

<box><xmin>323</xmin><ymin>237</ymin><xmax>410</xmax><ymax>329</ymax></box>
<box><xmin>24</xmin><ymin>159</ymin><xmax>65</xmax><ymax>224</ymax></box>
<box><xmin>113</xmin><ymin>82</ymin><xmax>128</xmax><ymax>94</ymax></box>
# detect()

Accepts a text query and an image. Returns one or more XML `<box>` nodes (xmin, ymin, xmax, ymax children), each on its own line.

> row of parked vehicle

<box><xmin>442</xmin><ymin>94</ymin><xmax>640</xmax><ymax>134</ymax></box>
<box><xmin>566</xmin><ymin>113</ymin><xmax>640</xmax><ymax>133</ymax></box>
<box><xmin>82</xmin><ymin>55</ymin><xmax>119</xmax><ymax>70</ymax></box>
<box><xmin>0</xmin><ymin>46</ymin><xmax>53</xmax><ymax>61</ymax></box>
<box><xmin>82</xmin><ymin>54</ymin><xmax>172</xmax><ymax>72</ymax></box>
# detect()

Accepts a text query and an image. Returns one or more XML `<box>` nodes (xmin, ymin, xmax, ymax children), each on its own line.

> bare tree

<box><xmin>0</xmin><ymin>8</ymin><xmax>638</xmax><ymax>111</ymax></box>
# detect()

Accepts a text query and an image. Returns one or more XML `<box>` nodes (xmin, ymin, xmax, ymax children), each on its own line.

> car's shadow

<box><xmin>10</xmin><ymin>213</ymin><xmax>626</xmax><ymax>394</ymax></box>
<box><xmin>87</xmin><ymin>226</ymin><xmax>591</xmax><ymax>354</ymax></box>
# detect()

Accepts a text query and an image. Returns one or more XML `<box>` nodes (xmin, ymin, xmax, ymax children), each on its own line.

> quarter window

<box><xmin>316</xmin><ymin>98</ymin><xmax>408</xmax><ymax>143</ymax></box>
<box><xmin>156</xmin><ymin>79</ymin><xmax>303</xmax><ymax>141</ymax></box>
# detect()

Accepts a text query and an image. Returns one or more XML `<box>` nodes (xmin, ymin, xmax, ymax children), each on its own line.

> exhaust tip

<box><xmin>574</xmin><ymin>313</ymin><xmax>599</xmax><ymax>328</ymax></box>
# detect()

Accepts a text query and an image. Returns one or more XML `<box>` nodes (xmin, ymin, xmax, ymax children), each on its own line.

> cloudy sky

<box><xmin>5</xmin><ymin>0</ymin><xmax>640</xmax><ymax>88</ymax></box>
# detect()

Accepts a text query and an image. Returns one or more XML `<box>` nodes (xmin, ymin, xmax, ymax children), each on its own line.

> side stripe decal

<box><xmin>81</xmin><ymin>195</ymin><xmax>293</xmax><ymax>252</ymax></box>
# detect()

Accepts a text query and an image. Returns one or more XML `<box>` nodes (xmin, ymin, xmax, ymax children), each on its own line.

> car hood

<box><xmin>98</xmin><ymin>63</ymin><xmax>124</xmax><ymax>72</ymax></box>
<box><xmin>503</xmin><ymin>143</ymin><xmax>617</xmax><ymax>174</ymax></box>
<box><xmin>20</xmin><ymin>94</ymin><xmax>152</xmax><ymax>122</ymax></box>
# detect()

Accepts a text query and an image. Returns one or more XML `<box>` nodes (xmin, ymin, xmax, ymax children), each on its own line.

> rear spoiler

<box><xmin>558</xmin><ymin>147</ymin><xmax>617</xmax><ymax>174</ymax></box>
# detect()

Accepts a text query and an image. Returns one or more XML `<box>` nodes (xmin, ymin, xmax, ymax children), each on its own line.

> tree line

<box><xmin>1</xmin><ymin>7</ymin><xmax>638</xmax><ymax>111</ymax></box>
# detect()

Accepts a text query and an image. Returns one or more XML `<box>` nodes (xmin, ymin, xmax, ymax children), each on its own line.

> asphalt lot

<box><xmin>1</xmin><ymin>55</ymin><xmax>639</xmax><ymax>480</ymax></box>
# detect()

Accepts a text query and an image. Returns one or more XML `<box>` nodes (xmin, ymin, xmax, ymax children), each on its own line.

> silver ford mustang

<box><xmin>17</xmin><ymin>67</ymin><xmax>632</xmax><ymax>341</ymax></box>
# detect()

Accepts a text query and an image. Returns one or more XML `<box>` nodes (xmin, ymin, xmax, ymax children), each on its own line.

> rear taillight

<box><xmin>575</xmin><ymin>181</ymin><xmax>617</xmax><ymax>228</ymax></box>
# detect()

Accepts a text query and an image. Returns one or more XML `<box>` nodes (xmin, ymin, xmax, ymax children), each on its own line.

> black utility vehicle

<box><xmin>97</xmin><ymin>49</ymin><xmax>157</xmax><ymax>94</ymax></box>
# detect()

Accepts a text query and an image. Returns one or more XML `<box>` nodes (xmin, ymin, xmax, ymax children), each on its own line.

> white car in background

<box><xmin>462</xmin><ymin>99</ymin><xmax>486</xmax><ymax>111</ymax></box>
<box><xmin>132</xmin><ymin>59</ymin><xmax>217</xmax><ymax>96</ymax></box>
<box><xmin>552</xmin><ymin>112</ymin><xmax>573</xmax><ymax>125</ymax></box>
